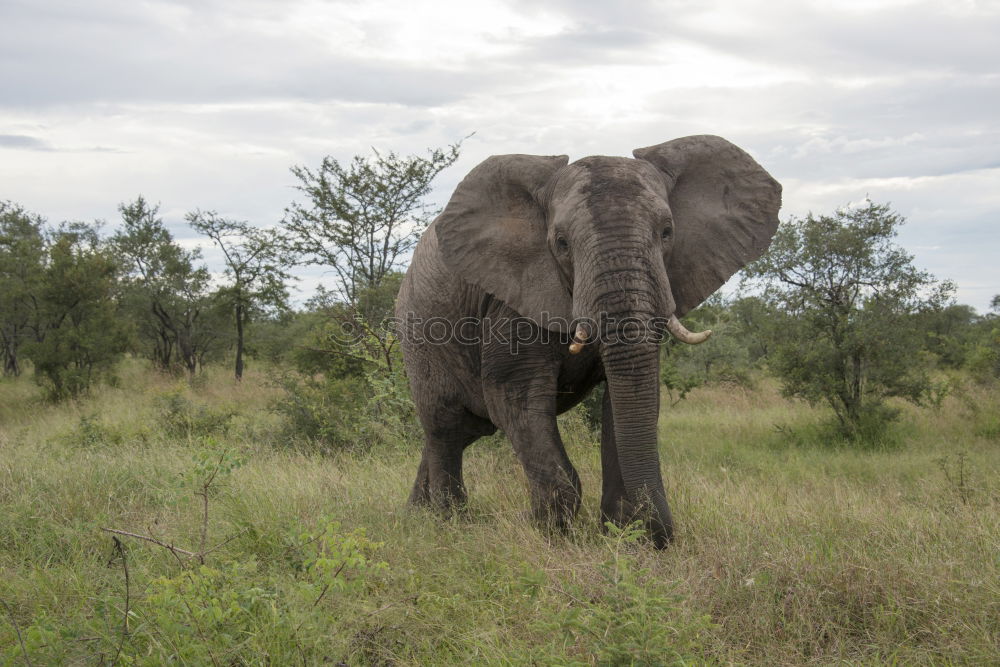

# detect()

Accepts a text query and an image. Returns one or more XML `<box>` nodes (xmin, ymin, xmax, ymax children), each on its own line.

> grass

<box><xmin>1</xmin><ymin>361</ymin><xmax>998</xmax><ymax>664</ymax></box>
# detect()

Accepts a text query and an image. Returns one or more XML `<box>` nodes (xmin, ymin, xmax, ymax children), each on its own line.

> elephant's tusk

<box><xmin>666</xmin><ymin>314</ymin><xmax>712</xmax><ymax>345</ymax></box>
<box><xmin>568</xmin><ymin>325</ymin><xmax>589</xmax><ymax>354</ymax></box>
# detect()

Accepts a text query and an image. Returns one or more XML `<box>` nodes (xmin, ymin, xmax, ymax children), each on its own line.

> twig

<box><xmin>310</xmin><ymin>583</ymin><xmax>332</xmax><ymax>610</ymax></box>
<box><xmin>312</xmin><ymin>560</ymin><xmax>348</xmax><ymax>610</ymax></box>
<box><xmin>197</xmin><ymin>452</ymin><xmax>226</xmax><ymax>563</ymax></box>
<box><xmin>109</xmin><ymin>537</ymin><xmax>130</xmax><ymax>665</ymax></box>
<box><xmin>147</xmin><ymin>524</ymin><xmax>187</xmax><ymax>568</ymax></box>
<box><xmin>293</xmin><ymin>560</ymin><xmax>349</xmax><ymax>635</ymax></box>
<box><xmin>100</xmin><ymin>528</ymin><xmax>196</xmax><ymax>559</ymax></box>
<box><xmin>200</xmin><ymin>528</ymin><xmax>248</xmax><ymax>559</ymax></box>
<box><xmin>1</xmin><ymin>598</ymin><xmax>32</xmax><ymax>667</ymax></box>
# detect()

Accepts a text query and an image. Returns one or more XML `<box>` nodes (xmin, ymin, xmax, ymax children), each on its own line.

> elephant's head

<box><xmin>435</xmin><ymin>135</ymin><xmax>781</xmax><ymax>546</ymax></box>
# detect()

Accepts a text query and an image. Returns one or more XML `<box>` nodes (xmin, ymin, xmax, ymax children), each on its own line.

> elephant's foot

<box><xmin>529</xmin><ymin>475</ymin><xmax>582</xmax><ymax>533</ymax></box>
<box><xmin>408</xmin><ymin>458</ymin><xmax>468</xmax><ymax>516</ymax></box>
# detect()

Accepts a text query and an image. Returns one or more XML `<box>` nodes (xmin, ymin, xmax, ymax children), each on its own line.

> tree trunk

<box><xmin>234</xmin><ymin>302</ymin><xmax>245</xmax><ymax>381</ymax></box>
<box><xmin>2</xmin><ymin>348</ymin><xmax>18</xmax><ymax>377</ymax></box>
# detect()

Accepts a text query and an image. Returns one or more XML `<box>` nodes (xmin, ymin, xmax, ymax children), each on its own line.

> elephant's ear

<box><xmin>633</xmin><ymin>135</ymin><xmax>782</xmax><ymax>317</ymax></box>
<box><xmin>435</xmin><ymin>154</ymin><xmax>572</xmax><ymax>330</ymax></box>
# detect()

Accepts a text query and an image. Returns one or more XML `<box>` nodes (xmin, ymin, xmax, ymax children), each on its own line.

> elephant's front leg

<box><xmin>482</xmin><ymin>346</ymin><xmax>581</xmax><ymax>531</ymax></box>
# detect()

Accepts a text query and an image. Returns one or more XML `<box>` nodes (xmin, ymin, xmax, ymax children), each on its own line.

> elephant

<box><xmin>396</xmin><ymin>135</ymin><xmax>781</xmax><ymax>547</ymax></box>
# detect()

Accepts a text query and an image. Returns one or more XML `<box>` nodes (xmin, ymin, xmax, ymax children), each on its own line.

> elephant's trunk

<box><xmin>579</xmin><ymin>240</ymin><xmax>674</xmax><ymax>546</ymax></box>
<box><xmin>601</xmin><ymin>338</ymin><xmax>673</xmax><ymax>547</ymax></box>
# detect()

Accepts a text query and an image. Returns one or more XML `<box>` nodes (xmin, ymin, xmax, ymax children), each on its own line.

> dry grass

<box><xmin>1</xmin><ymin>362</ymin><xmax>997</xmax><ymax>664</ymax></box>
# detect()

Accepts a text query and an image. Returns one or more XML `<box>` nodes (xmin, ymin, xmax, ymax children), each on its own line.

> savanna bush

<box><xmin>56</xmin><ymin>412</ymin><xmax>126</xmax><ymax>448</ymax></box>
<box><xmin>154</xmin><ymin>388</ymin><xmax>237</xmax><ymax>438</ymax></box>
<box><xmin>272</xmin><ymin>364</ymin><xmax>421</xmax><ymax>451</ymax></box>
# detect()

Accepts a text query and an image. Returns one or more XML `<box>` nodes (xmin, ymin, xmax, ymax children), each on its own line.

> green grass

<box><xmin>1</xmin><ymin>362</ymin><xmax>998</xmax><ymax>664</ymax></box>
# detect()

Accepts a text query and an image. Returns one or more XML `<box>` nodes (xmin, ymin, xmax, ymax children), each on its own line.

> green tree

<box><xmin>112</xmin><ymin>196</ymin><xmax>219</xmax><ymax>374</ymax></box>
<box><xmin>0</xmin><ymin>201</ymin><xmax>46</xmax><ymax>376</ymax></box>
<box><xmin>23</xmin><ymin>223</ymin><xmax>129</xmax><ymax>399</ymax></box>
<box><xmin>916</xmin><ymin>302</ymin><xmax>980</xmax><ymax>368</ymax></box>
<box><xmin>742</xmin><ymin>201</ymin><xmax>954</xmax><ymax>439</ymax></box>
<box><xmin>187</xmin><ymin>212</ymin><xmax>292</xmax><ymax>381</ymax></box>
<box><xmin>966</xmin><ymin>294</ymin><xmax>1000</xmax><ymax>382</ymax></box>
<box><xmin>729</xmin><ymin>295</ymin><xmax>777</xmax><ymax>363</ymax></box>
<box><xmin>283</xmin><ymin>142</ymin><xmax>462</xmax><ymax>305</ymax></box>
<box><xmin>663</xmin><ymin>295</ymin><xmax>757</xmax><ymax>391</ymax></box>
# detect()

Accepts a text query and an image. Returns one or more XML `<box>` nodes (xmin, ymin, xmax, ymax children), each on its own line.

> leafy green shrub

<box><xmin>0</xmin><ymin>610</ymin><xmax>63</xmax><ymax>665</ymax></box>
<box><xmin>271</xmin><ymin>373</ymin><xmax>368</xmax><ymax>448</ymax></box>
<box><xmin>358</xmin><ymin>361</ymin><xmax>421</xmax><ymax>448</ymax></box>
<box><xmin>272</xmin><ymin>360</ymin><xmax>420</xmax><ymax>452</ymax></box>
<box><xmin>119</xmin><ymin>519</ymin><xmax>385</xmax><ymax>664</ymax></box>
<box><xmin>56</xmin><ymin>413</ymin><xmax>126</xmax><ymax>448</ymax></box>
<box><xmin>138</xmin><ymin>561</ymin><xmax>280</xmax><ymax>662</ymax></box>
<box><xmin>286</xmin><ymin>518</ymin><xmax>388</xmax><ymax>598</ymax></box>
<box><xmin>577</xmin><ymin>383</ymin><xmax>605</xmax><ymax>432</ymax></box>
<box><xmin>155</xmin><ymin>388</ymin><xmax>237</xmax><ymax>438</ymax></box>
<box><xmin>660</xmin><ymin>356</ymin><xmax>703</xmax><ymax>406</ymax></box>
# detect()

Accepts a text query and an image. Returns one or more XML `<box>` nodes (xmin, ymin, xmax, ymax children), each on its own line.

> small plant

<box><xmin>358</xmin><ymin>359</ymin><xmax>421</xmax><ymax>449</ymax></box>
<box><xmin>287</xmin><ymin>518</ymin><xmax>389</xmax><ymax>607</ymax></box>
<box><xmin>660</xmin><ymin>358</ymin><xmax>702</xmax><ymax>407</ymax></box>
<box><xmin>270</xmin><ymin>372</ymin><xmax>367</xmax><ymax>448</ymax></box>
<box><xmin>936</xmin><ymin>451</ymin><xmax>974</xmax><ymax>506</ymax></box>
<box><xmin>542</xmin><ymin>522</ymin><xmax>713</xmax><ymax>665</ymax></box>
<box><xmin>103</xmin><ymin>437</ymin><xmax>245</xmax><ymax>564</ymax></box>
<box><xmin>136</xmin><ymin>561</ymin><xmax>281</xmax><ymax>664</ymax></box>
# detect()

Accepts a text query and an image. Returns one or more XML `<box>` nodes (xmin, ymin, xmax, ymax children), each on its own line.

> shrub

<box><xmin>154</xmin><ymin>388</ymin><xmax>237</xmax><ymax>438</ymax></box>
<box><xmin>272</xmin><ymin>357</ymin><xmax>420</xmax><ymax>452</ymax></box>
<box><xmin>56</xmin><ymin>413</ymin><xmax>125</xmax><ymax>448</ymax></box>
<box><xmin>271</xmin><ymin>373</ymin><xmax>368</xmax><ymax>448</ymax></box>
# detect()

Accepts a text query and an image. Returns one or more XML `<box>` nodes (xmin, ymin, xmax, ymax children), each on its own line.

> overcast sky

<box><xmin>2</xmin><ymin>0</ymin><xmax>998</xmax><ymax>310</ymax></box>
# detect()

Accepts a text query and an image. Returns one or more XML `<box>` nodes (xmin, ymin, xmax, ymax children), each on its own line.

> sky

<box><xmin>1</xmin><ymin>0</ymin><xmax>998</xmax><ymax>310</ymax></box>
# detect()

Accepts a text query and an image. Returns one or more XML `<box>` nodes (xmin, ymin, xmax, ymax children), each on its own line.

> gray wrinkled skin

<box><xmin>397</xmin><ymin>135</ymin><xmax>782</xmax><ymax>547</ymax></box>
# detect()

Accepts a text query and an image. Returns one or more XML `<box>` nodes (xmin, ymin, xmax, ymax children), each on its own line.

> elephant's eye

<box><xmin>660</xmin><ymin>226</ymin><xmax>673</xmax><ymax>241</ymax></box>
<box><xmin>556</xmin><ymin>235</ymin><xmax>570</xmax><ymax>252</ymax></box>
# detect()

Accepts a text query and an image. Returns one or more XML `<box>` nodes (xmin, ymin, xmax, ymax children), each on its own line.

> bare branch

<box><xmin>100</xmin><ymin>528</ymin><xmax>196</xmax><ymax>559</ymax></box>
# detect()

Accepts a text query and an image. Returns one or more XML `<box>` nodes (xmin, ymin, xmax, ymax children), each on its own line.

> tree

<box><xmin>187</xmin><ymin>211</ymin><xmax>292</xmax><ymax>381</ymax></box>
<box><xmin>966</xmin><ymin>294</ymin><xmax>1000</xmax><ymax>382</ymax></box>
<box><xmin>0</xmin><ymin>201</ymin><xmax>46</xmax><ymax>376</ymax></box>
<box><xmin>23</xmin><ymin>222</ymin><xmax>129</xmax><ymax>399</ymax></box>
<box><xmin>742</xmin><ymin>201</ymin><xmax>954</xmax><ymax>439</ymax></box>
<box><xmin>112</xmin><ymin>196</ymin><xmax>218</xmax><ymax>374</ymax></box>
<box><xmin>916</xmin><ymin>302</ymin><xmax>980</xmax><ymax>368</ymax></box>
<box><xmin>283</xmin><ymin>142</ymin><xmax>462</xmax><ymax>305</ymax></box>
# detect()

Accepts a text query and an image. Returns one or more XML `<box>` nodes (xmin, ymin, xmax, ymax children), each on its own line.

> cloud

<box><xmin>0</xmin><ymin>133</ymin><xmax>125</xmax><ymax>153</ymax></box>
<box><xmin>0</xmin><ymin>134</ymin><xmax>52</xmax><ymax>150</ymax></box>
<box><xmin>0</xmin><ymin>0</ymin><xmax>997</xmax><ymax>310</ymax></box>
